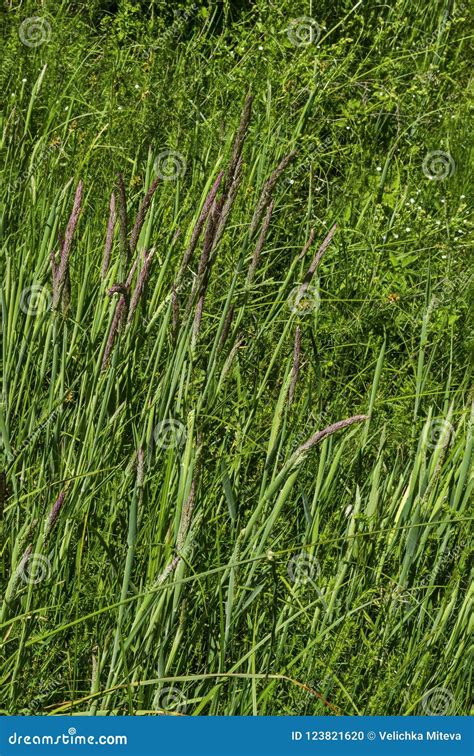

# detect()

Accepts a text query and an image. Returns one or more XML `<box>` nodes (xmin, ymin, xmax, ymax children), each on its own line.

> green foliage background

<box><xmin>0</xmin><ymin>0</ymin><xmax>472</xmax><ymax>716</ymax></box>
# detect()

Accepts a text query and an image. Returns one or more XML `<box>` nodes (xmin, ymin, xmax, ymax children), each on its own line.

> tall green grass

<box><xmin>0</xmin><ymin>0</ymin><xmax>472</xmax><ymax>716</ymax></box>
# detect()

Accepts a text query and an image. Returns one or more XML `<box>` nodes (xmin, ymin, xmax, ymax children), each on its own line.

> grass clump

<box><xmin>0</xmin><ymin>0</ymin><xmax>472</xmax><ymax>716</ymax></box>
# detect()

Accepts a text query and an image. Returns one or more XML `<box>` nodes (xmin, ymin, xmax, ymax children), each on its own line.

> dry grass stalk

<box><xmin>302</xmin><ymin>223</ymin><xmax>337</xmax><ymax>284</ymax></box>
<box><xmin>211</xmin><ymin>155</ymin><xmax>243</xmax><ymax>252</ymax></box>
<box><xmin>116</xmin><ymin>173</ymin><xmax>128</xmax><ymax>266</ymax></box>
<box><xmin>220</xmin><ymin>336</ymin><xmax>244</xmax><ymax>384</ymax></box>
<box><xmin>136</xmin><ymin>447</ymin><xmax>145</xmax><ymax>488</ymax></box>
<box><xmin>155</xmin><ymin>554</ymin><xmax>181</xmax><ymax>585</ymax></box>
<box><xmin>176</xmin><ymin>171</ymin><xmax>224</xmax><ymax>285</ymax></box>
<box><xmin>129</xmin><ymin>177</ymin><xmax>160</xmax><ymax>256</ymax></box>
<box><xmin>296</xmin><ymin>224</ymin><xmax>337</xmax><ymax>306</ymax></box>
<box><xmin>191</xmin><ymin>201</ymin><xmax>222</xmax><ymax>343</ymax></box>
<box><xmin>222</xmin><ymin>93</ymin><xmax>253</xmax><ymax>197</ymax></box>
<box><xmin>45</xmin><ymin>490</ymin><xmax>67</xmax><ymax>538</ymax></box>
<box><xmin>102</xmin><ymin>288</ymin><xmax>128</xmax><ymax>370</ymax></box>
<box><xmin>176</xmin><ymin>475</ymin><xmax>197</xmax><ymax>552</ymax></box>
<box><xmin>218</xmin><ymin>305</ymin><xmax>234</xmax><ymax>351</ymax></box>
<box><xmin>101</xmin><ymin>191</ymin><xmax>116</xmax><ymax>279</ymax></box>
<box><xmin>127</xmin><ymin>248</ymin><xmax>154</xmax><ymax>325</ymax></box>
<box><xmin>101</xmin><ymin>238</ymin><xmax>148</xmax><ymax>369</ymax></box>
<box><xmin>246</xmin><ymin>199</ymin><xmax>274</xmax><ymax>286</ymax></box>
<box><xmin>249</xmin><ymin>151</ymin><xmax>296</xmax><ymax>237</ymax></box>
<box><xmin>295</xmin><ymin>414</ymin><xmax>369</xmax><ymax>456</ymax></box>
<box><xmin>51</xmin><ymin>180</ymin><xmax>83</xmax><ymax>311</ymax></box>
<box><xmin>298</xmin><ymin>228</ymin><xmax>316</xmax><ymax>260</ymax></box>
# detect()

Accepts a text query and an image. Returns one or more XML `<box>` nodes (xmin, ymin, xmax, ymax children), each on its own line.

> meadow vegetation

<box><xmin>0</xmin><ymin>0</ymin><xmax>472</xmax><ymax>715</ymax></box>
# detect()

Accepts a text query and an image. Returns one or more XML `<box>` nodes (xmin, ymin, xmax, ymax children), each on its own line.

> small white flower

<box><xmin>258</xmin><ymin>45</ymin><xmax>263</xmax><ymax>50</ymax></box>
<box><xmin>134</xmin><ymin>84</ymin><xmax>140</xmax><ymax>89</ymax></box>
<box><xmin>289</xmin><ymin>179</ymin><xmax>294</xmax><ymax>184</ymax></box>
<box><xmin>22</xmin><ymin>78</ymin><xmax>27</xmax><ymax>83</ymax></box>
<box><xmin>441</xmin><ymin>254</ymin><xmax>447</xmax><ymax>259</ymax></box>
<box><xmin>460</xmin><ymin>194</ymin><xmax>465</xmax><ymax>199</ymax></box>
<box><xmin>376</xmin><ymin>166</ymin><xmax>382</xmax><ymax>172</ymax></box>
<box><xmin>410</xmin><ymin>198</ymin><xmax>415</xmax><ymax>204</ymax></box>
<box><xmin>436</xmin><ymin>220</ymin><xmax>441</xmax><ymax>225</ymax></box>
<box><xmin>440</xmin><ymin>198</ymin><xmax>445</xmax><ymax>203</ymax></box>
<box><xmin>393</xmin><ymin>233</ymin><xmax>399</xmax><ymax>239</ymax></box>
<box><xmin>405</xmin><ymin>227</ymin><xmax>411</xmax><ymax>232</ymax></box>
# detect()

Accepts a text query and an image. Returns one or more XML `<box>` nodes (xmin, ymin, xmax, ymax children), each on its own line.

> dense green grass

<box><xmin>0</xmin><ymin>0</ymin><xmax>472</xmax><ymax>716</ymax></box>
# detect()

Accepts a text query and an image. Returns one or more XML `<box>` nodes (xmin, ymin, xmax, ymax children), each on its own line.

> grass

<box><xmin>0</xmin><ymin>0</ymin><xmax>472</xmax><ymax>716</ymax></box>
